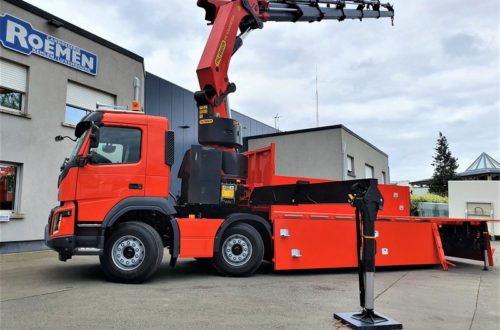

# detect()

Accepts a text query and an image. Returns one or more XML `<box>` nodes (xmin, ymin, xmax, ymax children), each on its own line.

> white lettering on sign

<box><xmin>0</xmin><ymin>14</ymin><xmax>98</xmax><ymax>75</ymax></box>
<box><xmin>6</xmin><ymin>19</ymin><xmax>28</xmax><ymax>48</ymax></box>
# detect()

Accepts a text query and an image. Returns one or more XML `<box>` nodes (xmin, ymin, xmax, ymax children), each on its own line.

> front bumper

<box><xmin>44</xmin><ymin>224</ymin><xmax>76</xmax><ymax>256</ymax></box>
<box><xmin>45</xmin><ymin>203</ymin><xmax>104</xmax><ymax>259</ymax></box>
<box><xmin>45</xmin><ymin>203</ymin><xmax>77</xmax><ymax>258</ymax></box>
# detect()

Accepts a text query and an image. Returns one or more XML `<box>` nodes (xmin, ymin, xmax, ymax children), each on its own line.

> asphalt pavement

<box><xmin>1</xmin><ymin>241</ymin><xmax>499</xmax><ymax>330</ymax></box>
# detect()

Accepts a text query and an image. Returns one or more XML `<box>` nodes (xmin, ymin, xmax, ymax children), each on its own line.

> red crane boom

<box><xmin>195</xmin><ymin>0</ymin><xmax>394</xmax><ymax>148</ymax></box>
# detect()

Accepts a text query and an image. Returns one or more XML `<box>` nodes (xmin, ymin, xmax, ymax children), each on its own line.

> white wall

<box><xmin>449</xmin><ymin>181</ymin><xmax>500</xmax><ymax>236</ymax></box>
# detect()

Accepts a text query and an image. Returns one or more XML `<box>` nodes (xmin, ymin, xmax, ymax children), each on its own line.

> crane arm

<box><xmin>262</xmin><ymin>0</ymin><xmax>394</xmax><ymax>23</ymax></box>
<box><xmin>195</xmin><ymin>0</ymin><xmax>394</xmax><ymax>148</ymax></box>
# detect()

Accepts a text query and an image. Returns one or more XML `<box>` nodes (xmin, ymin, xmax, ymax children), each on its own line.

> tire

<box><xmin>100</xmin><ymin>221</ymin><xmax>164</xmax><ymax>283</ymax></box>
<box><xmin>212</xmin><ymin>223</ymin><xmax>264</xmax><ymax>277</ymax></box>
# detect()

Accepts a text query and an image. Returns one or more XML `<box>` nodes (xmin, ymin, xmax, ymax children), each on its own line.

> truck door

<box><xmin>76</xmin><ymin>125</ymin><xmax>146</xmax><ymax>222</ymax></box>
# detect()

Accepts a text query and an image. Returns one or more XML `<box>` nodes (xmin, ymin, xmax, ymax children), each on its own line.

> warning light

<box><xmin>132</xmin><ymin>100</ymin><xmax>141</xmax><ymax>111</ymax></box>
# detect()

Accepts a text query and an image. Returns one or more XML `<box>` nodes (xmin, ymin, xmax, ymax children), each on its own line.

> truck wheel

<box><xmin>100</xmin><ymin>221</ymin><xmax>163</xmax><ymax>283</ymax></box>
<box><xmin>212</xmin><ymin>223</ymin><xmax>264</xmax><ymax>277</ymax></box>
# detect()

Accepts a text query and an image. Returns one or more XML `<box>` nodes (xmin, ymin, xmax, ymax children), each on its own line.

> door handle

<box><xmin>129</xmin><ymin>183</ymin><xmax>143</xmax><ymax>190</ymax></box>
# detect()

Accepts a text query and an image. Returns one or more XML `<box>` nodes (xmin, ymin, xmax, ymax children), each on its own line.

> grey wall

<box><xmin>341</xmin><ymin>129</ymin><xmax>390</xmax><ymax>183</ymax></box>
<box><xmin>0</xmin><ymin>2</ymin><xmax>144</xmax><ymax>243</ymax></box>
<box><xmin>247</xmin><ymin>129</ymin><xmax>344</xmax><ymax>180</ymax></box>
<box><xmin>246</xmin><ymin>126</ymin><xmax>389</xmax><ymax>182</ymax></box>
<box><xmin>144</xmin><ymin>72</ymin><xmax>277</xmax><ymax>196</ymax></box>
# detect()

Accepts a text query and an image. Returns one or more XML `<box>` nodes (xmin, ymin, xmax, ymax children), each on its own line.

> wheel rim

<box><xmin>222</xmin><ymin>234</ymin><xmax>253</xmax><ymax>267</ymax></box>
<box><xmin>111</xmin><ymin>235</ymin><xmax>146</xmax><ymax>271</ymax></box>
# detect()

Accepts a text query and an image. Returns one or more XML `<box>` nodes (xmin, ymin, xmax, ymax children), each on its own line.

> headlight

<box><xmin>53</xmin><ymin>213</ymin><xmax>63</xmax><ymax>234</ymax></box>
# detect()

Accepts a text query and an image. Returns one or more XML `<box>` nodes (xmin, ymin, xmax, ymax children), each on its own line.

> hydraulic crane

<box><xmin>195</xmin><ymin>0</ymin><xmax>394</xmax><ymax>149</ymax></box>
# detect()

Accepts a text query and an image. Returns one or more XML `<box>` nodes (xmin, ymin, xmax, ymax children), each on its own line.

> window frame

<box><xmin>64</xmin><ymin>104</ymin><xmax>92</xmax><ymax>127</ymax></box>
<box><xmin>0</xmin><ymin>162</ymin><xmax>22</xmax><ymax>216</ymax></box>
<box><xmin>365</xmin><ymin>163</ymin><xmax>375</xmax><ymax>179</ymax></box>
<box><xmin>88</xmin><ymin>126</ymin><xmax>143</xmax><ymax>166</ymax></box>
<box><xmin>0</xmin><ymin>87</ymin><xmax>26</xmax><ymax>114</ymax></box>
<box><xmin>0</xmin><ymin>59</ymin><xmax>28</xmax><ymax>115</ymax></box>
<box><xmin>64</xmin><ymin>81</ymin><xmax>116</xmax><ymax>126</ymax></box>
<box><xmin>347</xmin><ymin>155</ymin><xmax>356</xmax><ymax>177</ymax></box>
<box><xmin>382</xmin><ymin>171</ymin><xmax>387</xmax><ymax>184</ymax></box>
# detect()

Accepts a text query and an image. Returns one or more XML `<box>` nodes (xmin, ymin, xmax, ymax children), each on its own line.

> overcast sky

<box><xmin>25</xmin><ymin>0</ymin><xmax>499</xmax><ymax>181</ymax></box>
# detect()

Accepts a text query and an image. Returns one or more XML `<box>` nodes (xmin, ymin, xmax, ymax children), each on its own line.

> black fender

<box><xmin>214</xmin><ymin>213</ymin><xmax>272</xmax><ymax>255</ymax></box>
<box><xmin>102</xmin><ymin>197</ymin><xmax>180</xmax><ymax>262</ymax></box>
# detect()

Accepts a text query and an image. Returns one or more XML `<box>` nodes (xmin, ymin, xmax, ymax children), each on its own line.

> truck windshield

<box><xmin>69</xmin><ymin>130</ymin><xmax>89</xmax><ymax>161</ymax></box>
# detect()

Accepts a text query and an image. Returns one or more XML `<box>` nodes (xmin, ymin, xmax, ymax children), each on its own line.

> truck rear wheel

<box><xmin>100</xmin><ymin>221</ymin><xmax>163</xmax><ymax>283</ymax></box>
<box><xmin>212</xmin><ymin>223</ymin><xmax>264</xmax><ymax>277</ymax></box>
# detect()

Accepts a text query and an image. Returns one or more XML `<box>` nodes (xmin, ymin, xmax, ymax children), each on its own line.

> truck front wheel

<box><xmin>100</xmin><ymin>221</ymin><xmax>163</xmax><ymax>283</ymax></box>
<box><xmin>212</xmin><ymin>223</ymin><xmax>264</xmax><ymax>277</ymax></box>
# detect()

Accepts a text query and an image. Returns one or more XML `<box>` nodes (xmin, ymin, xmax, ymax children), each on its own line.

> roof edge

<box><xmin>4</xmin><ymin>0</ymin><xmax>144</xmax><ymax>63</ymax></box>
<box><xmin>458</xmin><ymin>169</ymin><xmax>500</xmax><ymax>176</ymax></box>
<box><xmin>243</xmin><ymin>124</ymin><xmax>388</xmax><ymax>157</ymax></box>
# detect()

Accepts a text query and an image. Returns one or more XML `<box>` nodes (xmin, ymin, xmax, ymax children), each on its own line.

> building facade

<box><xmin>245</xmin><ymin>125</ymin><xmax>390</xmax><ymax>183</ymax></box>
<box><xmin>0</xmin><ymin>0</ymin><xmax>145</xmax><ymax>251</ymax></box>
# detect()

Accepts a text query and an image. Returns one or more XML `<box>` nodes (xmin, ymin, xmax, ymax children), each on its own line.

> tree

<box><xmin>429</xmin><ymin>132</ymin><xmax>459</xmax><ymax>196</ymax></box>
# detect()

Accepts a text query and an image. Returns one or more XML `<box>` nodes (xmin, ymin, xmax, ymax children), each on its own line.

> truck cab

<box><xmin>45</xmin><ymin>110</ymin><xmax>178</xmax><ymax>283</ymax></box>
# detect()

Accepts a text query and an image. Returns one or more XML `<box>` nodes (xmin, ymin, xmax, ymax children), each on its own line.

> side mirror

<box><xmin>55</xmin><ymin>135</ymin><xmax>76</xmax><ymax>142</ymax></box>
<box><xmin>89</xmin><ymin>124</ymin><xmax>100</xmax><ymax>149</ymax></box>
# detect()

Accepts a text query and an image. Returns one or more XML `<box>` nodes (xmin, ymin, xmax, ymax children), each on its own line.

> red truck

<box><xmin>45</xmin><ymin>0</ymin><xmax>495</xmax><ymax>284</ymax></box>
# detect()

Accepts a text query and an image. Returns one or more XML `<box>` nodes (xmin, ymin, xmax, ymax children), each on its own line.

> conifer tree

<box><xmin>429</xmin><ymin>132</ymin><xmax>459</xmax><ymax>196</ymax></box>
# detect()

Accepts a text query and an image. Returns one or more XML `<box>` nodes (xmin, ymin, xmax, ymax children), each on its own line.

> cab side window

<box><xmin>89</xmin><ymin>127</ymin><xmax>141</xmax><ymax>165</ymax></box>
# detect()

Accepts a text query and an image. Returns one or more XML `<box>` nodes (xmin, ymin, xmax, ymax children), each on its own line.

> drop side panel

<box><xmin>273</xmin><ymin>217</ymin><xmax>441</xmax><ymax>271</ymax></box>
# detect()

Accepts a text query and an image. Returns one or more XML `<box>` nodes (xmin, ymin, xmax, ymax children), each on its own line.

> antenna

<box><xmin>316</xmin><ymin>65</ymin><xmax>319</xmax><ymax>128</ymax></box>
<box><xmin>274</xmin><ymin>113</ymin><xmax>282</xmax><ymax>131</ymax></box>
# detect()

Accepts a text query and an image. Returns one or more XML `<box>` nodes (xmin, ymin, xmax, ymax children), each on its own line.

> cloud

<box><xmin>24</xmin><ymin>0</ymin><xmax>500</xmax><ymax>181</ymax></box>
<box><xmin>442</xmin><ymin>33</ymin><xmax>483</xmax><ymax>56</ymax></box>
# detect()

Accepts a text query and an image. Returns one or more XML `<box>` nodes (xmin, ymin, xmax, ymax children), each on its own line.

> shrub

<box><xmin>410</xmin><ymin>193</ymin><xmax>448</xmax><ymax>216</ymax></box>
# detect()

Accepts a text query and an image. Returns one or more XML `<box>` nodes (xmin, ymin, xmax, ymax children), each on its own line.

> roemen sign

<box><xmin>0</xmin><ymin>14</ymin><xmax>98</xmax><ymax>75</ymax></box>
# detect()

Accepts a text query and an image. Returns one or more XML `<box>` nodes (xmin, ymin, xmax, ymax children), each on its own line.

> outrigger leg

<box><xmin>334</xmin><ymin>181</ymin><xmax>403</xmax><ymax>330</ymax></box>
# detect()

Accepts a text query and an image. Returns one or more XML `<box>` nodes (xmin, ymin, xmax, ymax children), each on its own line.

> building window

<box><xmin>65</xmin><ymin>105</ymin><xmax>91</xmax><ymax>126</ymax></box>
<box><xmin>65</xmin><ymin>81</ymin><xmax>115</xmax><ymax>126</ymax></box>
<box><xmin>347</xmin><ymin>155</ymin><xmax>355</xmax><ymax>177</ymax></box>
<box><xmin>0</xmin><ymin>59</ymin><xmax>28</xmax><ymax>113</ymax></box>
<box><xmin>0</xmin><ymin>163</ymin><xmax>21</xmax><ymax>215</ymax></box>
<box><xmin>89</xmin><ymin>127</ymin><xmax>142</xmax><ymax>165</ymax></box>
<box><xmin>365</xmin><ymin>164</ymin><xmax>374</xmax><ymax>179</ymax></box>
<box><xmin>382</xmin><ymin>171</ymin><xmax>387</xmax><ymax>184</ymax></box>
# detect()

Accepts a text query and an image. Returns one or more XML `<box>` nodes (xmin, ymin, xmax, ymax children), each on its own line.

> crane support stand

<box><xmin>334</xmin><ymin>180</ymin><xmax>403</xmax><ymax>330</ymax></box>
<box><xmin>481</xmin><ymin>222</ymin><xmax>490</xmax><ymax>271</ymax></box>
